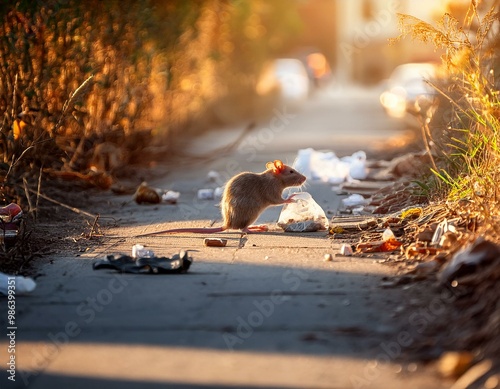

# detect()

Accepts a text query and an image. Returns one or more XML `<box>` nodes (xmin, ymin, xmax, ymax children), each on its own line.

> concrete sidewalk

<box><xmin>0</xmin><ymin>92</ymin><xmax>447</xmax><ymax>388</ymax></box>
<box><xmin>1</xmin><ymin>169</ymin><xmax>446</xmax><ymax>389</ymax></box>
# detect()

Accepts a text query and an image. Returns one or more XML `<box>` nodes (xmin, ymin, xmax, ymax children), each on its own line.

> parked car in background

<box><xmin>379</xmin><ymin>62</ymin><xmax>438</xmax><ymax>119</ymax></box>
<box><xmin>256</xmin><ymin>58</ymin><xmax>311</xmax><ymax>105</ymax></box>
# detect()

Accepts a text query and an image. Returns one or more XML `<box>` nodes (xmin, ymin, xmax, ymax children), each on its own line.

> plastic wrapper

<box><xmin>277</xmin><ymin>192</ymin><xmax>329</xmax><ymax>232</ymax></box>
<box><xmin>93</xmin><ymin>250</ymin><xmax>192</xmax><ymax>274</ymax></box>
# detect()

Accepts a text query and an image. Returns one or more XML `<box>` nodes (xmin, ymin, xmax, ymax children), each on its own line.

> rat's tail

<box><xmin>136</xmin><ymin>226</ymin><xmax>226</xmax><ymax>237</ymax></box>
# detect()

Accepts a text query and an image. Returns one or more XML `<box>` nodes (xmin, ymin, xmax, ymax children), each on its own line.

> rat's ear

<box><xmin>266</xmin><ymin>160</ymin><xmax>285</xmax><ymax>173</ymax></box>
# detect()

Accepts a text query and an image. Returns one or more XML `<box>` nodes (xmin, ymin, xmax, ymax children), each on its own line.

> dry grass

<box><xmin>392</xmin><ymin>0</ymin><xmax>500</xmax><ymax>373</ymax></box>
<box><xmin>0</xmin><ymin>1</ymin><xmax>301</xmax><ymax>204</ymax></box>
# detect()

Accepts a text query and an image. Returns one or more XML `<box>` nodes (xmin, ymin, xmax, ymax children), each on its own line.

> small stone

<box><xmin>204</xmin><ymin>238</ymin><xmax>227</xmax><ymax>247</ymax></box>
<box><xmin>324</xmin><ymin>253</ymin><xmax>333</xmax><ymax>262</ymax></box>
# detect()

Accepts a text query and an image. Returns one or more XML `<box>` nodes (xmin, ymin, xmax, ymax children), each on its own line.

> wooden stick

<box><xmin>22</xmin><ymin>177</ymin><xmax>34</xmax><ymax>215</ymax></box>
<box><xmin>28</xmin><ymin>188</ymin><xmax>97</xmax><ymax>219</ymax></box>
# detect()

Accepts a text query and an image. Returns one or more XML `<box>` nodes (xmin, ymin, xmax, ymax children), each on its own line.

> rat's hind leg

<box><xmin>242</xmin><ymin>225</ymin><xmax>269</xmax><ymax>233</ymax></box>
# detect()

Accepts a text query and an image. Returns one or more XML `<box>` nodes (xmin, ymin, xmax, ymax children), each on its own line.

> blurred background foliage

<box><xmin>0</xmin><ymin>0</ymin><xmax>303</xmax><ymax>190</ymax></box>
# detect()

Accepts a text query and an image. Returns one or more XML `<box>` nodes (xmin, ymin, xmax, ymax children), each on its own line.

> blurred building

<box><xmin>295</xmin><ymin>0</ymin><xmax>456</xmax><ymax>86</ymax></box>
<box><xmin>334</xmin><ymin>0</ymin><xmax>449</xmax><ymax>85</ymax></box>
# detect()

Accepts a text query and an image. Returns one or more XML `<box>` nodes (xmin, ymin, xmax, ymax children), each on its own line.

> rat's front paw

<box><xmin>284</xmin><ymin>194</ymin><xmax>298</xmax><ymax>204</ymax></box>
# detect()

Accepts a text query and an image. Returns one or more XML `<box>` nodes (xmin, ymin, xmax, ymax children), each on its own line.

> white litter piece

<box><xmin>0</xmin><ymin>272</ymin><xmax>36</xmax><ymax>295</ymax></box>
<box><xmin>382</xmin><ymin>228</ymin><xmax>395</xmax><ymax>242</ymax></box>
<box><xmin>431</xmin><ymin>219</ymin><xmax>457</xmax><ymax>246</ymax></box>
<box><xmin>207</xmin><ymin>170</ymin><xmax>221</xmax><ymax>183</ymax></box>
<box><xmin>197</xmin><ymin>188</ymin><xmax>215</xmax><ymax>200</ymax></box>
<box><xmin>161</xmin><ymin>190</ymin><xmax>180</xmax><ymax>203</ymax></box>
<box><xmin>347</xmin><ymin>151</ymin><xmax>368</xmax><ymax>180</ymax></box>
<box><xmin>214</xmin><ymin>186</ymin><xmax>224</xmax><ymax>199</ymax></box>
<box><xmin>339</xmin><ymin>244</ymin><xmax>353</xmax><ymax>256</ymax></box>
<box><xmin>132</xmin><ymin>244</ymin><xmax>155</xmax><ymax>259</ymax></box>
<box><xmin>342</xmin><ymin>193</ymin><xmax>368</xmax><ymax>207</ymax></box>
<box><xmin>293</xmin><ymin>148</ymin><xmax>368</xmax><ymax>184</ymax></box>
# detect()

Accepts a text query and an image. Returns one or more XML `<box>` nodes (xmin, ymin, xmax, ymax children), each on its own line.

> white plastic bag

<box><xmin>278</xmin><ymin>192</ymin><xmax>329</xmax><ymax>232</ymax></box>
<box><xmin>0</xmin><ymin>272</ymin><xmax>36</xmax><ymax>295</ymax></box>
<box><xmin>293</xmin><ymin>148</ymin><xmax>367</xmax><ymax>184</ymax></box>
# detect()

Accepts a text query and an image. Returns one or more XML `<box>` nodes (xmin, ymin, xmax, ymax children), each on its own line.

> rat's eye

<box><xmin>290</xmin><ymin>170</ymin><xmax>294</xmax><ymax>174</ymax></box>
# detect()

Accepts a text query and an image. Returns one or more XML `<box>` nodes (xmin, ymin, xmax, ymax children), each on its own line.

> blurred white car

<box><xmin>256</xmin><ymin>58</ymin><xmax>310</xmax><ymax>104</ymax></box>
<box><xmin>380</xmin><ymin>63</ymin><xmax>438</xmax><ymax>118</ymax></box>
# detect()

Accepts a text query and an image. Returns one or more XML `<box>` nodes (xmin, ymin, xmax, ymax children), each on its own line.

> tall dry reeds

<box><xmin>0</xmin><ymin>0</ymin><xmax>301</xmax><ymax>200</ymax></box>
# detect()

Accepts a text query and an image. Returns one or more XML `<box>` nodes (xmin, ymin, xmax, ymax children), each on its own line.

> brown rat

<box><xmin>137</xmin><ymin>160</ymin><xmax>306</xmax><ymax>236</ymax></box>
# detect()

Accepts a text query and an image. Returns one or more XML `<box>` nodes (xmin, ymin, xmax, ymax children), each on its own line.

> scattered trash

<box><xmin>437</xmin><ymin>351</ymin><xmax>474</xmax><ymax>378</ymax></box>
<box><xmin>133</xmin><ymin>182</ymin><xmax>161</xmax><ymax>204</ymax></box>
<box><xmin>382</xmin><ymin>227</ymin><xmax>396</xmax><ymax>242</ymax></box>
<box><xmin>431</xmin><ymin>218</ymin><xmax>458</xmax><ymax>246</ymax></box>
<box><xmin>0</xmin><ymin>203</ymin><xmax>23</xmax><ymax>222</ymax></box>
<box><xmin>293</xmin><ymin>148</ymin><xmax>368</xmax><ymax>184</ymax></box>
<box><xmin>277</xmin><ymin>192</ymin><xmax>329</xmax><ymax>232</ymax></box>
<box><xmin>439</xmin><ymin>237</ymin><xmax>500</xmax><ymax>283</ymax></box>
<box><xmin>0</xmin><ymin>272</ymin><xmax>36</xmax><ymax>295</ymax></box>
<box><xmin>161</xmin><ymin>190</ymin><xmax>180</xmax><ymax>204</ymax></box>
<box><xmin>93</xmin><ymin>250</ymin><xmax>192</xmax><ymax>274</ymax></box>
<box><xmin>329</xmin><ymin>216</ymin><xmax>378</xmax><ymax>235</ymax></box>
<box><xmin>356</xmin><ymin>228</ymin><xmax>403</xmax><ymax>253</ymax></box>
<box><xmin>214</xmin><ymin>186</ymin><xmax>224</xmax><ymax>199</ymax></box>
<box><xmin>347</xmin><ymin>151</ymin><xmax>368</xmax><ymax>180</ymax></box>
<box><xmin>0</xmin><ymin>203</ymin><xmax>22</xmax><ymax>245</ymax></box>
<box><xmin>131</xmin><ymin>244</ymin><xmax>155</xmax><ymax>258</ymax></box>
<box><xmin>207</xmin><ymin>170</ymin><xmax>221</xmax><ymax>183</ymax></box>
<box><xmin>416</xmin><ymin>227</ymin><xmax>434</xmax><ymax>242</ymax></box>
<box><xmin>204</xmin><ymin>238</ymin><xmax>227</xmax><ymax>247</ymax></box>
<box><xmin>133</xmin><ymin>182</ymin><xmax>179</xmax><ymax>205</ymax></box>
<box><xmin>401</xmin><ymin>207</ymin><xmax>423</xmax><ymax>220</ymax></box>
<box><xmin>405</xmin><ymin>244</ymin><xmax>443</xmax><ymax>258</ymax></box>
<box><xmin>342</xmin><ymin>193</ymin><xmax>368</xmax><ymax>207</ymax></box>
<box><xmin>197</xmin><ymin>188</ymin><xmax>215</xmax><ymax>200</ymax></box>
<box><xmin>339</xmin><ymin>244</ymin><xmax>353</xmax><ymax>256</ymax></box>
<box><xmin>323</xmin><ymin>253</ymin><xmax>333</xmax><ymax>262</ymax></box>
